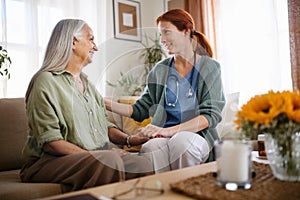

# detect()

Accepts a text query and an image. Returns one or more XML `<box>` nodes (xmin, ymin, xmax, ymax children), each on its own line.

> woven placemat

<box><xmin>170</xmin><ymin>162</ymin><xmax>300</xmax><ymax>200</ymax></box>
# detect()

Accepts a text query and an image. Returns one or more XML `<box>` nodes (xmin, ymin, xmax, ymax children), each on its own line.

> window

<box><xmin>0</xmin><ymin>0</ymin><xmax>106</xmax><ymax>98</ymax></box>
<box><xmin>215</xmin><ymin>0</ymin><xmax>292</xmax><ymax>105</ymax></box>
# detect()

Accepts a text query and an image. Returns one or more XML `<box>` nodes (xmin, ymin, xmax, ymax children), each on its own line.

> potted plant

<box><xmin>106</xmin><ymin>71</ymin><xmax>144</xmax><ymax>97</ymax></box>
<box><xmin>0</xmin><ymin>46</ymin><xmax>11</xmax><ymax>79</ymax></box>
<box><xmin>139</xmin><ymin>33</ymin><xmax>167</xmax><ymax>88</ymax></box>
<box><xmin>0</xmin><ymin>46</ymin><xmax>12</xmax><ymax>97</ymax></box>
<box><xmin>107</xmin><ymin>34</ymin><xmax>166</xmax><ymax>96</ymax></box>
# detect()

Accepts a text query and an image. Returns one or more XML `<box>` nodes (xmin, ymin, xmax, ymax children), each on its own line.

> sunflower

<box><xmin>235</xmin><ymin>90</ymin><xmax>300</xmax><ymax>139</ymax></box>
<box><xmin>236</xmin><ymin>91</ymin><xmax>282</xmax><ymax>126</ymax></box>
<box><xmin>284</xmin><ymin>90</ymin><xmax>300</xmax><ymax>124</ymax></box>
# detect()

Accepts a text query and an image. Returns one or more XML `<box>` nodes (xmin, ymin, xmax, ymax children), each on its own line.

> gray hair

<box><xmin>25</xmin><ymin>19</ymin><xmax>87</xmax><ymax>100</ymax></box>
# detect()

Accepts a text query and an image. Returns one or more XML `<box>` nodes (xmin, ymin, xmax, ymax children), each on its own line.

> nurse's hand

<box><xmin>137</xmin><ymin>124</ymin><xmax>174</xmax><ymax>138</ymax></box>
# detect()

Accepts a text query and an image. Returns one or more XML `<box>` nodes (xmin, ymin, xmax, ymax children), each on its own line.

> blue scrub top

<box><xmin>164</xmin><ymin>57</ymin><xmax>200</xmax><ymax>128</ymax></box>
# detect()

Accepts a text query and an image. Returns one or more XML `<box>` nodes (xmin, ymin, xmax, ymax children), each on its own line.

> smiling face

<box><xmin>158</xmin><ymin>21</ymin><xmax>190</xmax><ymax>55</ymax></box>
<box><xmin>73</xmin><ymin>25</ymin><xmax>98</xmax><ymax>66</ymax></box>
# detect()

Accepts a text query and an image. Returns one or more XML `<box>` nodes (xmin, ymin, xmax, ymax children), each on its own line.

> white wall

<box><xmin>84</xmin><ymin>0</ymin><xmax>165</xmax><ymax>97</ymax></box>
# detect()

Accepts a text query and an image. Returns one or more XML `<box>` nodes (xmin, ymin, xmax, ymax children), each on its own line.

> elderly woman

<box><xmin>20</xmin><ymin>19</ymin><xmax>153</xmax><ymax>192</ymax></box>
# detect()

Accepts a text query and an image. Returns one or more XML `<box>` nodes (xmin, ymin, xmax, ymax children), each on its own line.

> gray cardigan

<box><xmin>132</xmin><ymin>56</ymin><xmax>225</xmax><ymax>161</ymax></box>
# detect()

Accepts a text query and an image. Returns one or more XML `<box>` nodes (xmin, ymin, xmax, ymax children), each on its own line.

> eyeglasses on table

<box><xmin>111</xmin><ymin>178</ymin><xmax>164</xmax><ymax>200</ymax></box>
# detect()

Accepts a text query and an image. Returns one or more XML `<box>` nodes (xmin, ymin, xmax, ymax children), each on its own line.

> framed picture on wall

<box><xmin>113</xmin><ymin>0</ymin><xmax>141</xmax><ymax>42</ymax></box>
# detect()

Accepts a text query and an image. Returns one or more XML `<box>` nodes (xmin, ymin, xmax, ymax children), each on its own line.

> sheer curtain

<box><xmin>0</xmin><ymin>0</ymin><xmax>106</xmax><ymax>98</ymax></box>
<box><xmin>187</xmin><ymin>0</ymin><xmax>292</xmax><ymax>106</ymax></box>
<box><xmin>214</xmin><ymin>0</ymin><xmax>292</xmax><ymax>106</ymax></box>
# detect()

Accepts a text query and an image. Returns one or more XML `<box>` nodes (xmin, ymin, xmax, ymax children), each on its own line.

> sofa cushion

<box><xmin>216</xmin><ymin>92</ymin><xmax>240</xmax><ymax>139</ymax></box>
<box><xmin>0</xmin><ymin>98</ymin><xmax>28</xmax><ymax>171</ymax></box>
<box><xmin>0</xmin><ymin>170</ymin><xmax>61</xmax><ymax>200</ymax></box>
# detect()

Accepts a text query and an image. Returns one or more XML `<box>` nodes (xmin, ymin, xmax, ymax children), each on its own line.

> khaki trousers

<box><xmin>20</xmin><ymin>150</ymin><xmax>153</xmax><ymax>192</ymax></box>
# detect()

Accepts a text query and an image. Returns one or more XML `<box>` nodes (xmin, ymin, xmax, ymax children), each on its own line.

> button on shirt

<box><xmin>23</xmin><ymin>71</ymin><xmax>115</xmax><ymax>158</ymax></box>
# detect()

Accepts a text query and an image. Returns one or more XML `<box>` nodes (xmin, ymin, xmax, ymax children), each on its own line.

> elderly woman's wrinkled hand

<box><xmin>128</xmin><ymin>134</ymin><xmax>150</xmax><ymax>146</ymax></box>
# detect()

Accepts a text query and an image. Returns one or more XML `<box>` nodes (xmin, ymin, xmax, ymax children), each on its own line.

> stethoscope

<box><xmin>165</xmin><ymin>75</ymin><xmax>179</xmax><ymax>107</ymax></box>
<box><xmin>165</xmin><ymin>52</ymin><xmax>197</xmax><ymax>107</ymax></box>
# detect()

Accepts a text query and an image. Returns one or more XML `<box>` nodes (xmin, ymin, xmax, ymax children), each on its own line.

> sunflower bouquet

<box><xmin>235</xmin><ymin>90</ymin><xmax>300</xmax><ymax>180</ymax></box>
<box><xmin>235</xmin><ymin>90</ymin><xmax>300</xmax><ymax>140</ymax></box>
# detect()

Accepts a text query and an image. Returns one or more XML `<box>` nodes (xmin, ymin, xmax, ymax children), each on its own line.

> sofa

<box><xmin>0</xmin><ymin>98</ymin><xmax>62</xmax><ymax>200</ymax></box>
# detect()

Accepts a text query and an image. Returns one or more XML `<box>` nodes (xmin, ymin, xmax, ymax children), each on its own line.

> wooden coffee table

<box><xmin>39</xmin><ymin>152</ymin><xmax>273</xmax><ymax>200</ymax></box>
<box><xmin>40</xmin><ymin>161</ymin><xmax>217</xmax><ymax>200</ymax></box>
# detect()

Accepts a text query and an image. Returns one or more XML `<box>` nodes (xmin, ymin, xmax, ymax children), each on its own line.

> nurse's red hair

<box><xmin>156</xmin><ymin>9</ymin><xmax>213</xmax><ymax>57</ymax></box>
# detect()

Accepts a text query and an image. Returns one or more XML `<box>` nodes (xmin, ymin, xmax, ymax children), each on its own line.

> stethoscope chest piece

<box><xmin>186</xmin><ymin>88</ymin><xmax>193</xmax><ymax>98</ymax></box>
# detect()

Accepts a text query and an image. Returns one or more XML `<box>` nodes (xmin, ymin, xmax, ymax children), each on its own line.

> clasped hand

<box><xmin>127</xmin><ymin>134</ymin><xmax>150</xmax><ymax>146</ymax></box>
<box><xmin>137</xmin><ymin>124</ymin><xmax>172</xmax><ymax>138</ymax></box>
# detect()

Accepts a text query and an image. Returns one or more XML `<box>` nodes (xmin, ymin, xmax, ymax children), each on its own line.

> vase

<box><xmin>264</xmin><ymin>133</ymin><xmax>300</xmax><ymax>181</ymax></box>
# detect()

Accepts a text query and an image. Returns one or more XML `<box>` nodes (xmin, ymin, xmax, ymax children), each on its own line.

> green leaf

<box><xmin>0</xmin><ymin>47</ymin><xmax>12</xmax><ymax>79</ymax></box>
